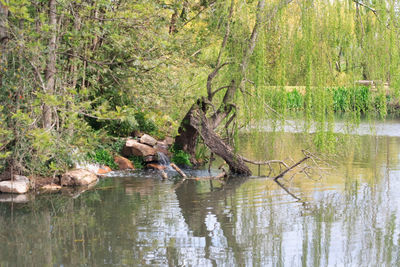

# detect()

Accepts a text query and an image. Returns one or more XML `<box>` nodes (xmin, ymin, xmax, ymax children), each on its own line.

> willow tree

<box><xmin>175</xmin><ymin>0</ymin><xmax>293</xmax><ymax>175</ymax></box>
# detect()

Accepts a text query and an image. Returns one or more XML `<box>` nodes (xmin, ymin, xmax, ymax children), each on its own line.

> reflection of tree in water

<box><xmin>175</xmin><ymin>177</ymin><xmax>252</xmax><ymax>266</ymax></box>
<box><xmin>1</xmin><ymin>132</ymin><xmax>400</xmax><ymax>267</ymax></box>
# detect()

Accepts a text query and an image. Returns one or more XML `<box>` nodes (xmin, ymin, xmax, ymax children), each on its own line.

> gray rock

<box><xmin>123</xmin><ymin>139</ymin><xmax>156</xmax><ymax>157</ymax></box>
<box><xmin>139</xmin><ymin>134</ymin><xmax>157</xmax><ymax>147</ymax></box>
<box><xmin>0</xmin><ymin>181</ymin><xmax>30</xmax><ymax>194</ymax></box>
<box><xmin>61</xmin><ymin>169</ymin><xmax>98</xmax><ymax>186</ymax></box>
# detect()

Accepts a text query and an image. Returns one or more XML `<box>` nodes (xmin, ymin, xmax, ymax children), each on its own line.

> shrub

<box><xmin>128</xmin><ymin>155</ymin><xmax>145</xmax><ymax>169</ymax></box>
<box><xmin>287</xmin><ymin>89</ymin><xmax>304</xmax><ymax>110</ymax></box>
<box><xmin>88</xmin><ymin>148</ymin><xmax>118</xmax><ymax>169</ymax></box>
<box><xmin>171</xmin><ymin>149</ymin><xmax>192</xmax><ymax>167</ymax></box>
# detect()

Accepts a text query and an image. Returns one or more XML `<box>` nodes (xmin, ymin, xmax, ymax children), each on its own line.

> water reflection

<box><xmin>0</xmin><ymin>129</ymin><xmax>400</xmax><ymax>266</ymax></box>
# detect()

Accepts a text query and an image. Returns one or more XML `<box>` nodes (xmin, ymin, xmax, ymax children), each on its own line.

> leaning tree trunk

<box><xmin>190</xmin><ymin>106</ymin><xmax>252</xmax><ymax>175</ymax></box>
<box><xmin>174</xmin><ymin>0</ymin><xmax>292</xmax><ymax>175</ymax></box>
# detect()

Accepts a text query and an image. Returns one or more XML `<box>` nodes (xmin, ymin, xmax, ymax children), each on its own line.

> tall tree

<box><xmin>175</xmin><ymin>0</ymin><xmax>293</xmax><ymax>175</ymax></box>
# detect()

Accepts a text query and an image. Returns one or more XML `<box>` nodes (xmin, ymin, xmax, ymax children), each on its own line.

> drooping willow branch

<box><xmin>351</xmin><ymin>0</ymin><xmax>377</xmax><ymax>15</ymax></box>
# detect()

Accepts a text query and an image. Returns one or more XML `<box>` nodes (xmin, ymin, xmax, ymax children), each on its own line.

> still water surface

<box><xmin>1</xmin><ymin>121</ymin><xmax>400</xmax><ymax>266</ymax></box>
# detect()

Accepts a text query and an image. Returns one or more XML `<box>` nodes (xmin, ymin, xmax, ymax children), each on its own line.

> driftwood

<box><xmin>273</xmin><ymin>156</ymin><xmax>310</xmax><ymax>180</ymax></box>
<box><xmin>170</xmin><ymin>163</ymin><xmax>187</xmax><ymax>178</ymax></box>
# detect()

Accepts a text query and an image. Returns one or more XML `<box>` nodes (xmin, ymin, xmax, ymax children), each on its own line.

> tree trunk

<box><xmin>43</xmin><ymin>0</ymin><xmax>57</xmax><ymax>129</ymax></box>
<box><xmin>175</xmin><ymin>0</ymin><xmax>270</xmax><ymax>175</ymax></box>
<box><xmin>0</xmin><ymin>3</ymin><xmax>8</xmax><ymax>86</ymax></box>
<box><xmin>189</xmin><ymin>106</ymin><xmax>251</xmax><ymax>175</ymax></box>
<box><xmin>0</xmin><ymin>3</ymin><xmax>7</xmax><ymax>44</ymax></box>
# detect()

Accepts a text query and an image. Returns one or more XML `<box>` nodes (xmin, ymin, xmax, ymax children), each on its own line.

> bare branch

<box><xmin>211</xmin><ymin>85</ymin><xmax>230</xmax><ymax>98</ymax></box>
<box><xmin>352</xmin><ymin>0</ymin><xmax>377</xmax><ymax>15</ymax></box>
<box><xmin>207</xmin><ymin>61</ymin><xmax>233</xmax><ymax>100</ymax></box>
<box><xmin>207</xmin><ymin>0</ymin><xmax>234</xmax><ymax>100</ymax></box>
<box><xmin>242</xmin><ymin>158</ymin><xmax>289</xmax><ymax>168</ymax></box>
<box><xmin>170</xmin><ymin>163</ymin><xmax>187</xmax><ymax>178</ymax></box>
<box><xmin>274</xmin><ymin>156</ymin><xmax>310</xmax><ymax>180</ymax></box>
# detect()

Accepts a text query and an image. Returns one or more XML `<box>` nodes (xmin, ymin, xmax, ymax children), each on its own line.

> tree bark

<box><xmin>0</xmin><ymin>3</ymin><xmax>7</xmax><ymax>44</ymax></box>
<box><xmin>189</xmin><ymin>107</ymin><xmax>251</xmax><ymax>175</ymax></box>
<box><xmin>43</xmin><ymin>0</ymin><xmax>57</xmax><ymax>129</ymax></box>
<box><xmin>0</xmin><ymin>3</ymin><xmax>8</xmax><ymax>86</ymax></box>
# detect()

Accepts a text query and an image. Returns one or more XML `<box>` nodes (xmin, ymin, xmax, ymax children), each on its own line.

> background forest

<box><xmin>0</xmin><ymin>0</ymin><xmax>399</xmax><ymax>176</ymax></box>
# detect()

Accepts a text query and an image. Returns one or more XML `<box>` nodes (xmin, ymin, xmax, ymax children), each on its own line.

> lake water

<box><xmin>1</xmin><ymin>120</ymin><xmax>400</xmax><ymax>266</ymax></box>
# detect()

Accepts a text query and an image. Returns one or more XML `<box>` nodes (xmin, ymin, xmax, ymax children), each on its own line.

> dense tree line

<box><xmin>0</xmin><ymin>0</ymin><xmax>399</xmax><ymax>176</ymax></box>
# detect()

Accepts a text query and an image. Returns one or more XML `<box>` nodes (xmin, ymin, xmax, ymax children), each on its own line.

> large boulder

<box><xmin>114</xmin><ymin>155</ymin><xmax>135</xmax><ymax>170</ymax></box>
<box><xmin>122</xmin><ymin>139</ymin><xmax>156</xmax><ymax>157</ymax></box>
<box><xmin>61</xmin><ymin>169</ymin><xmax>98</xmax><ymax>186</ymax></box>
<box><xmin>0</xmin><ymin>181</ymin><xmax>30</xmax><ymax>194</ymax></box>
<box><xmin>139</xmin><ymin>134</ymin><xmax>157</xmax><ymax>146</ymax></box>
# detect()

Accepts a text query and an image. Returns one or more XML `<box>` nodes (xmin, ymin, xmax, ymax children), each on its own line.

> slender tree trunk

<box><xmin>0</xmin><ymin>3</ymin><xmax>8</xmax><ymax>85</ymax></box>
<box><xmin>169</xmin><ymin>9</ymin><xmax>178</xmax><ymax>34</ymax></box>
<box><xmin>43</xmin><ymin>0</ymin><xmax>57</xmax><ymax>129</ymax></box>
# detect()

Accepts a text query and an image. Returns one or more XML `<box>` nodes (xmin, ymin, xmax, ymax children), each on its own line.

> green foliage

<box><xmin>0</xmin><ymin>106</ymin><xmax>12</xmax><ymax>168</ymax></box>
<box><xmin>286</xmin><ymin>89</ymin><xmax>304</xmax><ymax>110</ymax></box>
<box><xmin>108</xmin><ymin>138</ymin><xmax>126</xmax><ymax>154</ymax></box>
<box><xmin>128</xmin><ymin>156</ymin><xmax>145</xmax><ymax>170</ymax></box>
<box><xmin>332</xmin><ymin>86</ymin><xmax>371</xmax><ymax>114</ymax></box>
<box><xmin>134</xmin><ymin>112</ymin><xmax>157</xmax><ymax>134</ymax></box>
<box><xmin>171</xmin><ymin>149</ymin><xmax>192</xmax><ymax>167</ymax></box>
<box><xmin>88</xmin><ymin>149</ymin><xmax>118</xmax><ymax>170</ymax></box>
<box><xmin>2</xmin><ymin>0</ymin><xmax>400</xmax><ymax>175</ymax></box>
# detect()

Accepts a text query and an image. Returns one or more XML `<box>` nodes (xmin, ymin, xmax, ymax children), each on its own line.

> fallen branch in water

<box><xmin>170</xmin><ymin>163</ymin><xmax>187</xmax><ymax>178</ymax></box>
<box><xmin>242</xmin><ymin>157</ymin><xmax>290</xmax><ymax>177</ymax></box>
<box><xmin>274</xmin><ymin>156</ymin><xmax>310</xmax><ymax>180</ymax></box>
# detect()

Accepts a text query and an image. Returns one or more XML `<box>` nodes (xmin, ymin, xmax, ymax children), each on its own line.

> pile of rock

<box><xmin>0</xmin><ymin>133</ymin><xmax>174</xmax><ymax>197</ymax></box>
<box><xmin>122</xmin><ymin>134</ymin><xmax>173</xmax><ymax>166</ymax></box>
